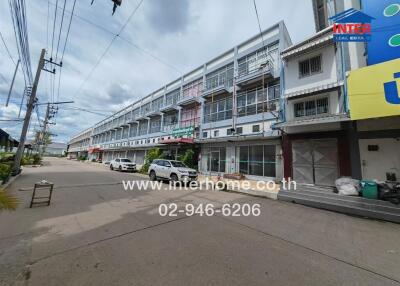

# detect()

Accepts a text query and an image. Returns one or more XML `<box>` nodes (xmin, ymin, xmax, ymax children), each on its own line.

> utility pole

<box><xmin>37</xmin><ymin>100</ymin><xmax>74</xmax><ymax>155</ymax></box>
<box><xmin>39</xmin><ymin>103</ymin><xmax>51</xmax><ymax>155</ymax></box>
<box><xmin>12</xmin><ymin>49</ymin><xmax>46</xmax><ymax>175</ymax></box>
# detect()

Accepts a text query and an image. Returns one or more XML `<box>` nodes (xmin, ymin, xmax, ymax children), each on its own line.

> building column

<box><xmin>345</xmin><ymin>121</ymin><xmax>362</xmax><ymax>179</ymax></box>
<box><xmin>160</xmin><ymin>113</ymin><xmax>164</xmax><ymax>132</ymax></box>
<box><xmin>282</xmin><ymin>134</ymin><xmax>292</xmax><ymax>180</ymax></box>
<box><xmin>128</xmin><ymin>124</ymin><xmax>131</xmax><ymax>139</ymax></box>
<box><xmin>177</xmin><ymin>107</ymin><xmax>182</xmax><ymax>128</ymax></box>
<box><xmin>199</xmin><ymin>97</ymin><xmax>205</xmax><ymax>137</ymax></box>
<box><xmin>147</xmin><ymin>118</ymin><xmax>150</xmax><ymax>134</ymax></box>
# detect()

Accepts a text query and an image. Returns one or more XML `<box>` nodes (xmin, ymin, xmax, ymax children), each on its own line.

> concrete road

<box><xmin>1</xmin><ymin>157</ymin><xmax>400</xmax><ymax>286</ymax></box>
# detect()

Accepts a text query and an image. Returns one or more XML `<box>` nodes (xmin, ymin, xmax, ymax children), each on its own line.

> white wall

<box><xmin>203</xmin><ymin>120</ymin><xmax>275</xmax><ymax>138</ymax></box>
<box><xmin>359</xmin><ymin>138</ymin><xmax>400</xmax><ymax>181</ymax></box>
<box><xmin>284</xmin><ymin>45</ymin><xmax>338</xmax><ymax>95</ymax></box>
<box><xmin>285</xmin><ymin>90</ymin><xmax>340</xmax><ymax>122</ymax></box>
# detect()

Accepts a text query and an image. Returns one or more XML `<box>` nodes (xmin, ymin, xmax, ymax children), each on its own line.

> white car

<box><xmin>109</xmin><ymin>158</ymin><xmax>136</xmax><ymax>172</ymax></box>
<box><xmin>148</xmin><ymin>159</ymin><xmax>197</xmax><ymax>182</ymax></box>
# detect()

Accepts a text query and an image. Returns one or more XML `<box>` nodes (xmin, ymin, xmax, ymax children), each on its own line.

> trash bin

<box><xmin>360</xmin><ymin>180</ymin><xmax>378</xmax><ymax>199</ymax></box>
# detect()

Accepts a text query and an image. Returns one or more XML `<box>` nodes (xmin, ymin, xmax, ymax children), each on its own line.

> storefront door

<box><xmin>211</xmin><ymin>151</ymin><xmax>220</xmax><ymax>172</ymax></box>
<box><xmin>359</xmin><ymin>138</ymin><xmax>400</xmax><ymax>181</ymax></box>
<box><xmin>292</xmin><ymin>139</ymin><xmax>338</xmax><ymax>186</ymax></box>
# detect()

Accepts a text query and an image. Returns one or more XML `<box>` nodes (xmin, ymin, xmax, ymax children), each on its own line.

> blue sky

<box><xmin>0</xmin><ymin>0</ymin><xmax>315</xmax><ymax>143</ymax></box>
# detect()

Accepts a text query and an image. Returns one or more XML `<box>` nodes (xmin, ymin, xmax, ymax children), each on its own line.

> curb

<box><xmin>1</xmin><ymin>173</ymin><xmax>21</xmax><ymax>190</ymax></box>
<box><xmin>227</xmin><ymin>188</ymin><xmax>278</xmax><ymax>200</ymax></box>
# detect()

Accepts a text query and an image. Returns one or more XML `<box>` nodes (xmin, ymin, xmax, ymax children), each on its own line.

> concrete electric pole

<box><xmin>36</xmin><ymin>100</ymin><xmax>74</xmax><ymax>155</ymax></box>
<box><xmin>12</xmin><ymin>49</ymin><xmax>46</xmax><ymax>175</ymax></box>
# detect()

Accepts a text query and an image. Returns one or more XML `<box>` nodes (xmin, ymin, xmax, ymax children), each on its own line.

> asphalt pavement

<box><xmin>1</xmin><ymin>157</ymin><xmax>400</xmax><ymax>286</ymax></box>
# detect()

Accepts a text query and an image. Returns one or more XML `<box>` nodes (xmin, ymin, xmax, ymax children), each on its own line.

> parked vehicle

<box><xmin>109</xmin><ymin>158</ymin><xmax>136</xmax><ymax>172</ymax></box>
<box><xmin>148</xmin><ymin>159</ymin><xmax>197</xmax><ymax>182</ymax></box>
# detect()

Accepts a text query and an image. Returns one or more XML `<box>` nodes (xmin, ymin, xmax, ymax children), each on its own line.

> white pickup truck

<box><xmin>109</xmin><ymin>158</ymin><xmax>136</xmax><ymax>172</ymax></box>
<box><xmin>148</xmin><ymin>159</ymin><xmax>197</xmax><ymax>182</ymax></box>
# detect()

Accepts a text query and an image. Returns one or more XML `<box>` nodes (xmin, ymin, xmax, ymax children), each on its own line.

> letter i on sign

<box><xmin>384</xmin><ymin>72</ymin><xmax>400</xmax><ymax>104</ymax></box>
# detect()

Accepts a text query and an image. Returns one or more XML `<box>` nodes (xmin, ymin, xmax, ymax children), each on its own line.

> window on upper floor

<box><xmin>204</xmin><ymin>96</ymin><xmax>233</xmax><ymax>123</ymax></box>
<box><xmin>152</xmin><ymin>97</ymin><xmax>164</xmax><ymax>112</ymax></box>
<box><xmin>141</xmin><ymin>102</ymin><xmax>151</xmax><ymax>115</ymax></box>
<box><xmin>183</xmin><ymin>78</ymin><xmax>203</xmax><ymax>98</ymax></box>
<box><xmin>236</xmin><ymin>127</ymin><xmax>243</xmax><ymax>134</ymax></box>
<box><xmin>252</xmin><ymin>125</ymin><xmax>260</xmax><ymax>132</ymax></box>
<box><xmin>226</xmin><ymin>128</ymin><xmax>234</xmax><ymax>136</ymax></box>
<box><xmin>132</xmin><ymin>108</ymin><xmax>140</xmax><ymax>120</ymax></box>
<box><xmin>181</xmin><ymin>106</ymin><xmax>200</xmax><ymax>128</ymax></box>
<box><xmin>163</xmin><ymin>113</ymin><xmax>178</xmax><ymax>130</ymax></box>
<box><xmin>213</xmin><ymin>130</ymin><xmax>219</xmax><ymax>137</ymax></box>
<box><xmin>165</xmin><ymin>89</ymin><xmax>180</xmax><ymax>106</ymax></box>
<box><xmin>150</xmin><ymin>118</ymin><xmax>161</xmax><ymax>133</ymax></box>
<box><xmin>237</xmin><ymin>84</ymin><xmax>280</xmax><ymax>117</ymax></box>
<box><xmin>203</xmin><ymin>131</ymin><xmax>208</xmax><ymax>138</ymax></box>
<box><xmin>125</xmin><ymin>112</ymin><xmax>132</xmax><ymax>123</ymax></box>
<box><xmin>294</xmin><ymin>97</ymin><xmax>329</xmax><ymax>118</ymax></box>
<box><xmin>238</xmin><ymin>42</ymin><xmax>279</xmax><ymax>77</ymax></box>
<box><xmin>205</xmin><ymin>64</ymin><xmax>234</xmax><ymax>91</ymax></box>
<box><xmin>299</xmin><ymin>55</ymin><xmax>322</xmax><ymax>78</ymax></box>
<box><xmin>139</xmin><ymin>121</ymin><xmax>148</xmax><ymax>135</ymax></box>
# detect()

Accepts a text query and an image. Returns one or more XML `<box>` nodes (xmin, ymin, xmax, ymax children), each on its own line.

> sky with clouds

<box><xmin>0</xmin><ymin>0</ymin><xmax>315</xmax><ymax>143</ymax></box>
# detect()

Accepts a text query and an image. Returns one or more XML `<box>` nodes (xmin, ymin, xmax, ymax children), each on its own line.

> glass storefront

<box><xmin>203</xmin><ymin>147</ymin><xmax>226</xmax><ymax>173</ymax></box>
<box><xmin>238</xmin><ymin>145</ymin><xmax>276</xmax><ymax>177</ymax></box>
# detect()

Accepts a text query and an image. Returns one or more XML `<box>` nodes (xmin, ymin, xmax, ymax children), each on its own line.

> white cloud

<box><xmin>0</xmin><ymin>0</ymin><xmax>315</xmax><ymax>142</ymax></box>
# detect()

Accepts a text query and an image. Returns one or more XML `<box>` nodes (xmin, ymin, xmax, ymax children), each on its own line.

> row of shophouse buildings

<box><xmin>68</xmin><ymin>0</ymin><xmax>400</xmax><ymax>187</ymax></box>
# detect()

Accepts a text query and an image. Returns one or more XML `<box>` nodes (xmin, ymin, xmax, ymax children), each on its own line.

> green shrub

<box><xmin>0</xmin><ymin>164</ymin><xmax>11</xmax><ymax>184</ymax></box>
<box><xmin>32</xmin><ymin>154</ymin><xmax>42</xmax><ymax>165</ymax></box>
<box><xmin>21</xmin><ymin>156</ymin><xmax>34</xmax><ymax>166</ymax></box>
<box><xmin>179</xmin><ymin>149</ymin><xmax>195</xmax><ymax>169</ymax></box>
<box><xmin>140</xmin><ymin>148</ymin><xmax>165</xmax><ymax>173</ymax></box>
<box><xmin>0</xmin><ymin>152</ymin><xmax>14</xmax><ymax>163</ymax></box>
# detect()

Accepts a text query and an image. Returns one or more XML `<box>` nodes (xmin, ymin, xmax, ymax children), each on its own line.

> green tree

<box><xmin>140</xmin><ymin>148</ymin><xmax>164</xmax><ymax>173</ymax></box>
<box><xmin>179</xmin><ymin>149</ymin><xmax>195</xmax><ymax>169</ymax></box>
<box><xmin>34</xmin><ymin>131</ymin><xmax>52</xmax><ymax>154</ymax></box>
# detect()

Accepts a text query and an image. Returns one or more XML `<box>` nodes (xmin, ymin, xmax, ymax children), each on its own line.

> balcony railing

<box><xmin>237</xmin><ymin>60</ymin><xmax>273</xmax><ymax>84</ymax></box>
<box><xmin>180</xmin><ymin>117</ymin><xmax>200</xmax><ymax>128</ymax></box>
<box><xmin>293</xmin><ymin>97</ymin><xmax>329</xmax><ymax>119</ymax></box>
<box><xmin>163</xmin><ymin>124</ymin><xmax>178</xmax><ymax>132</ymax></box>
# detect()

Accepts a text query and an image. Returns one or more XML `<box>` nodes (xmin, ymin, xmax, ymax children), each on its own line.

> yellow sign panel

<box><xmin>348</xmin><ymin>58</ymin><xmax>400</xmax><ymax>120</ymax></box>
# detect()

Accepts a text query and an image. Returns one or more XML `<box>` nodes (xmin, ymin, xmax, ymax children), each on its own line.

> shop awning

<box><xmin>159</xmin><ymin>138</ymin><xmax>195</xmax><ymax>144</ymax></box>
<box><xmin>273</xmin><ymin>114</ymin><xmax>350</xmax><ymax>128</ymax></box>
<box><xmin>88</xmin><ymin>147</ymin><xmax>103</xmax><ymax>153</ymax></box>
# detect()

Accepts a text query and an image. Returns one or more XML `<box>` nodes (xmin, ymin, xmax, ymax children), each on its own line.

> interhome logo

<box><xmin>330</xmin><ymin>8</ymin><xmax>375</xmax><ymax>42</ymax></box>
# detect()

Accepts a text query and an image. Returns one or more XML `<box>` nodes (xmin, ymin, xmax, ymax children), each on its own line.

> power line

<box><xmin>63</xmin><ymin>107</ymin><xmax>111</xmax><ymax>117</ymax></box>
<box><xmin>73</xmin><ymin>0</ymin><xmax>145</xmax><ymax>99</ymax></box>
<box><xmin>49</xmin><ymin>0</ymin><xmax>182</xmax><ymax>74</ymax></box>
<box><xmin>0</xmin><ymin>30</ymin><xmax>17</xmax><ymax>65</ymax></box>
<box><xmin>46</xmin><ymin>0</ymin><xmax>50</xmax><ymax>50</ymax></box>
<box><xmin>56</xmin><ymin>0</ymin><xmax>77</xmax><ymax>102</ymax></box>
<box><xmin>54</xmin><ymin>0</ymin><xmax>67</xmax><ymax>63</ymax></box>
<box><xmin>0</xmin><ymin>119</ymin><xmax>24</xmax><ymax>122</ymax></box>
<box><xmin>9</xmin><ymin>0</ymin><xmax>32</xmax><ymax>85</ymax></box>
<box><xmin>50</xmin><ymin>0</ymin><xmax>59</xmax><ymax>61</ymax></box>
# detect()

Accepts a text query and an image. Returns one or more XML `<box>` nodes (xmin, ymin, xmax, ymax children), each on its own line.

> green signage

<box><xmin>172</xmin><ymin>126</ymin><xmax>194</xmax><ymax>137</ymax></box>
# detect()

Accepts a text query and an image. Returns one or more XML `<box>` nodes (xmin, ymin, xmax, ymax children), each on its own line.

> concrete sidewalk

<box><xmin>1</xmin><ymin>157</ymin><xmax>400</xmax><ymax>286</ymax></box>
<box><xmin>198</xmin><ymin>174</ymin><xmax>279</xmax><ymax>199</ymax></box>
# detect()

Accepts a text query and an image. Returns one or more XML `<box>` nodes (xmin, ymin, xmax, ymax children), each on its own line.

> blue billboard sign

<box><xmin>362</xmin><ymin>0</ymin><xmax>400</xmax><ymax>65</ymax></box>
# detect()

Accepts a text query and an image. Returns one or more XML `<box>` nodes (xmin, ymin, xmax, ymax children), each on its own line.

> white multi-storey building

<box><xmin>68</xmin><ymin>21</ymin><xmax>292</xmax><ymax>182</ymax></box>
